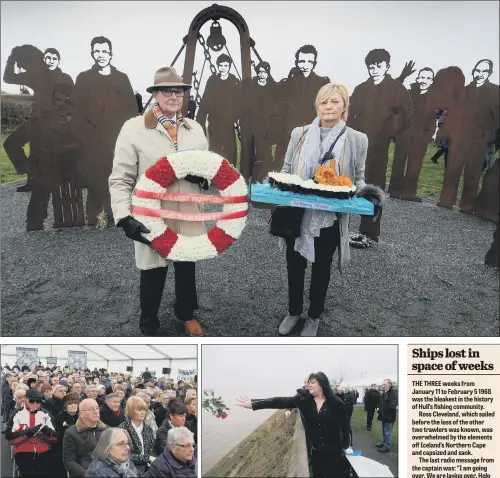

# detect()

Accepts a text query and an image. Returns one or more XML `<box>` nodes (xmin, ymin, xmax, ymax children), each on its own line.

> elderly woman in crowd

<box><xmin>100</xmin><ymin>393</ymin><xmax>126</xmax><ymax>427</ymax></box>
<box><xmin>118</xmin><ymin>396</ymin><xmax>156</xmax><ymax>475</ymax></box>
<box><xmin>109</xmin><ymin>66</ymin><xmax>209</xmax><ymax>338</ymax></box>
<box><xmin>55</xmin><ymin>393</ymin><xmax>80</xmax><ymax>440</ymax></box>
<box><xmin>145</xmin><ymin>427</ymin><xmax>196</xmax><ymax>478</ymax></box>
<box><xmin>277</xmin><ymin>83</ymin><xmax>370</xmax><ymax>337</ymax></box>
<box><xmin>85</xmin><ymin>428</ymin><xmax>138</xmax><ymax>478</ymax></box>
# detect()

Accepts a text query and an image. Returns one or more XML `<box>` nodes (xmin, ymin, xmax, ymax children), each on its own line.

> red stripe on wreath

<box><xmin>151</xmin><ymin>228</ymin><xmax>179</xmax><ymax>258</ymax></box>
<box><xmin>211</xmin><ymin>160</ymin><xmax>240</xmax><ymax>191</ymax></box>
<box><xmin>145</xmin><ymin>157</ymin><xmax>177</xmax><ymax>189</ymax></box>
<box><xmin>207</xmin><ymin>227</ymin><xmax>235</xmax><ymax>254</ymax></box>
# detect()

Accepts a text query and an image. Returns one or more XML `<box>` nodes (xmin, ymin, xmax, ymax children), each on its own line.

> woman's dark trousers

<box><xmin>286</xmin><ymin>222</ymin><xmax>340</xmax><ymax>319</ymax></box>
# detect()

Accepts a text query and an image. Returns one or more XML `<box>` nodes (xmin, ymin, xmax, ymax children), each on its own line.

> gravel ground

<box><xmin>1</xmin><ymin>181</ymin><xmax>498</xmax><ymax>337</ymax></box>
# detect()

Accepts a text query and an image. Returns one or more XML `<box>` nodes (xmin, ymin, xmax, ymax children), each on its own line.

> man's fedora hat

<box><xmin>146</xmin><ymin>66</ymin><xmax>192</xmax><ymax>93</ymax></box>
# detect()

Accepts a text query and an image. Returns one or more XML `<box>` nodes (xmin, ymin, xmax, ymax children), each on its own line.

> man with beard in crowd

<box><xmin>363</xmin><ymin>383</ymin><xmax>380</xmax><ymax>431</ymax></box>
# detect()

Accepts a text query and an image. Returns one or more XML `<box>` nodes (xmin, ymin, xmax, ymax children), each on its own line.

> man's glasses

<box><xmin>28</xmin><ymin>399</ymin><xmax>42</xmax><ymax>404</ymax></box>
<box><xmin>158</xmin><ymin>89</ymin><xmax>185</xmax><ymax>98</ymax></box>
<box><xmin>176</xmin><ymin>443</ymin><xmax>195</xmax><ymax>449</ymax></box>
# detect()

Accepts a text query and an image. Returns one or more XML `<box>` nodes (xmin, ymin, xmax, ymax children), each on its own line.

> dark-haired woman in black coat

<box><xmin>237</xmin><ymin>372</ymin><xmax>351</xmax><ymax>478</ymax></box>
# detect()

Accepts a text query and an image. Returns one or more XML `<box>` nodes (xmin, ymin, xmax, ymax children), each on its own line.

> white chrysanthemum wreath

<box><xmin>131</xmin><ymin>150</ymin><xmax>248</xmax><ymax>262</ymax></box>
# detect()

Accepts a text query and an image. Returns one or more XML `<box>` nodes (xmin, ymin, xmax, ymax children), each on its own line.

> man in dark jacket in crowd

<box><xmin>63</xmin><ymin>398</ymin><xmax>108</xmax><ymax>477</ymax></box>
<box><xmin>334</xmin><ymin>385</ymin><xmax>345</xmax><ymax>402</ymax></box>
<box><xmin>44</xmin><ymin>384</ymin><xmax>66</xmax><ymax>420</ymax></box>
<box><xmin>156</xmin><ymin>399</ymin><xmax>187</xmax><ymax>455</ymax></box>
<box><xmin>364</xmin><ymin>384</ymin><xmax>380</xmax><ymax>431</ymax></box>
<box><xmin>142</xmin><ymin>368</ymin><xmax>152</xmax><ymax>382</ymax></box>
<box><xmin>343</xmin><ymin>388</ymin><xmax>357</xmax><ymax>423</ymax></box>
<box><xmin>145</xmin><ymin>427</ymin><xmax>196</xmax><ymax>477</ymax></box>
<box><xmin>187</xmin><ymin>95</ymin><xmax>196</xmax><ymax>120</ymax></box>
<box><xmin>377</xmin><ymin>379</ymin><xmax>398</xmax><ymax>453</ymax></box>
<box><xmin>1</xmin><ymin>373</ymin><xmax>15</xmax><ymax>421</ymax></box>
<box><xmin>99</xmin><ymin>393</ymin><xmax>125</xmax><ymax>427</ymax></box>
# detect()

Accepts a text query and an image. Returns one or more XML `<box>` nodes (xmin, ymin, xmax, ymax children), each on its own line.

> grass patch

<box><xmin>2</xmin><ymin>131</ymin><xmax>486</xmax><ymax>206</ymax></box>
<box><xmin>1</xmin><ymin>134</ymin><xmax>28</xmax><ymax>184</ymax></box>
<box><xmin>350</xmin><ymin>406</ymin><xmax>399</xmax><ymax>454</ymax></box>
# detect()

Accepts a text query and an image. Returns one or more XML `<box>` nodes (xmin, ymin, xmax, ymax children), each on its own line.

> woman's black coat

<box><xmin>251</xmin><ymin>388</ymin><xmax>350</xmax><ymax>455</ymax></box>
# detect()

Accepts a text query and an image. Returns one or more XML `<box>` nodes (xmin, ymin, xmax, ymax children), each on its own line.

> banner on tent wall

<box><xmin>177</xmin><ymin>369</ymin><xmax>196</xmax><ymax>382</ymax></box>
<box><xmin>46</xmin><ymin>357</ymin><xmax>57</xmax><ymax>365</ymax></box>
<box><xmin>68</xmin><ymin>350</ymin><xmax>87</xmax><ymax>370</ymax></box>
<box><xmin>16</xmin><ymin>348</ymin><xmax>38</xmax><ymax>369</ymax></box>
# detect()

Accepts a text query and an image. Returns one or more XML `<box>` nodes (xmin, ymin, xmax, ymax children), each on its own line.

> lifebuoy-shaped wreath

<box><xmin>131</xmin><ymin>150</ymin><xmax>248</xmax><ymax>261</ymax></box>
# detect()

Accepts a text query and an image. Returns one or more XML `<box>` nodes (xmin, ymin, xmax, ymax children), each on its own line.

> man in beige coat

<box><xmin>109</xmin><ymin>67</ymin><xmax>208</xmax><ymax>337</ymax></box>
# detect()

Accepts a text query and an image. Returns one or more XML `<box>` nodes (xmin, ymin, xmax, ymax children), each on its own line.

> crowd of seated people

<box><xmin>1</xmin><ymin>364</ymin><xmax>197</xmax><ymax>477</ymax></box>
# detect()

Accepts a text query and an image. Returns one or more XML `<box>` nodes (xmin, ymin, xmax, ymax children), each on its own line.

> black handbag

<box><xmin>269</xmin><ymin>206</ymin><xmax>305</xmax><ymax>239</ymax></box>
<box><xmin>268</xmin><ymin>125</ymin><xmax>347</xmax><ymax>239</ymax></box>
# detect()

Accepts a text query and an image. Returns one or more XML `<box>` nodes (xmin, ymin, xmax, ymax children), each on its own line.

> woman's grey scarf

<box><xmin>300</xmin><ymin>116</ymin><xmax>347</xmax><ymax>179</ymax></box>
<box><xmin>103</xmin><ymin>456</ymin><xmax>138</xmax><ymax>478</ymax></box>
<box><xmin>294</xmin><ymin>117</ymin><xmax>348</xmax><ymax>262</ymax></box>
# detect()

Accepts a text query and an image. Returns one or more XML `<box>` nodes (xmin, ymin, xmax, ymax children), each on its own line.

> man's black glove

<box><xmin>41</xmin><ymin>426</ymin><xmax>54</xmax><ymax>437</ymax></box>
<box><xmin>23</xmin><ymin>426</ymin><xmax>38</xmax><ymax>437</ymax></box>
<box><xmin>184</xmin><ymin>174</ymin><xmax>209</xmax><ymax>191</ymax></box>
<box><xmin>117</xmin><ymin>216</ymin><xmax>151</xmax><ymax>245</ymax></box>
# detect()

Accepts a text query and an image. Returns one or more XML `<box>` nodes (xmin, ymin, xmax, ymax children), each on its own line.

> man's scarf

<box><xmin>152</xmin><ymin>102</ymin><xmax>184</xmax><ymax>151</ymax></box>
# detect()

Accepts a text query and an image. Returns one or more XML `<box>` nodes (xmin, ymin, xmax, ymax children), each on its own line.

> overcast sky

<box><xmin>1</xmin><ymin>1</ymin><xmax>498</xmax><ymax>99</ymax></box>
<box><xmin>202</xmin><ymin>344</ymin><xmax>398</xmax><ymax>397</ymax></box>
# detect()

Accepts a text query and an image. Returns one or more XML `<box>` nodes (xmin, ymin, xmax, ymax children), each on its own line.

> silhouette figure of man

<box><xmin>274</xmin><ymin>45</ymin><xmax>329</xmax><ymax>165</ymax></box>
<box><xmin>437</xmin><ymin>60</ymin><xmax>499</xmax><ymax>214</ymax></box>
<box><xmin>197</xmin><ymin>54</ymin><xmax>240</xmax><ymax>166</ymax></box>
<box><xmin>348</xmin><ymin>48</ymin><xmax>412</xmax><ymax>241</ymax></box>
<box><xmin>75</xmin><ymin>36</ymin><xmax>137</xmax><ymax>226</ymax></box>
<box><xmin>390</xmin><ymin>67</ymin><xmax>435</xmax><ymax>201</ymax></box>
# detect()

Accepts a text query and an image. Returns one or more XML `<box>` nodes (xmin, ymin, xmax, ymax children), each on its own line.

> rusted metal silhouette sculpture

<box><xmin>197</xmin><ymin>53</ymin><xmax>240</xmax><ymax>166</ymax></box>
<box><xmin>240</xmin><ymin>61</ymin><xmax>278</xmax><ymax>183</ymax></box>
<box><xmin>436</xmin><ymin>60</ymin><xmax>499</xmax><ymax>213</ymax></box>
<box><xmin>390</xmin><ymin>67</ymin><xmax>435</xmax><ymax>201</ymax></box>
<box><xmin>75</xmin><ymin>36</ymin><xmax>137</xmax><ymax>226</ymax></box>
<box><xmin>4</xmin><ymin>83</ymin><xmax>85</xmax><ymax>230</ymax></box>
<box><xmin>180</xmin><ymin>4</ymin><xmax>253</xmax><ymax>173</ymax></box>
<box><xmin>273</xmin><ymin>45</ymin><xmax>330</xmax><ymax>166</ymax></box>
<box><xmin>348</xmin><ymin>48</ymin><xmax>412</xmax><ymax>240</ymax></box>
<box><xmin>3</xmin><ymin>45</ymin><xmax>74</xmax><ymax>192</ymax></box>
<box><xmin>3</xmin><ymin>45</ymin><xmax>74</xmax><ymax>115</ymax></box>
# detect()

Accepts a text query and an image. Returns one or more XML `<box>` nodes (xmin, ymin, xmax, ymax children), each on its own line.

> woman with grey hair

<box><xmin>145</xmin><ymin>427</ymin><xmax>196</xmax><ymax>477</ymax></box>
<box><xmin>85</xmin><ymin>427</ymin><xmax>138</xmax><ymax>477</ymax></box>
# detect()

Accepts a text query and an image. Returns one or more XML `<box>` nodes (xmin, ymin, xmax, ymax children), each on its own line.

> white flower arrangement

<box><xmin>131</xmin><ymin>150</ymin><xmax>248</xmax><ymax>262</ymax></box>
